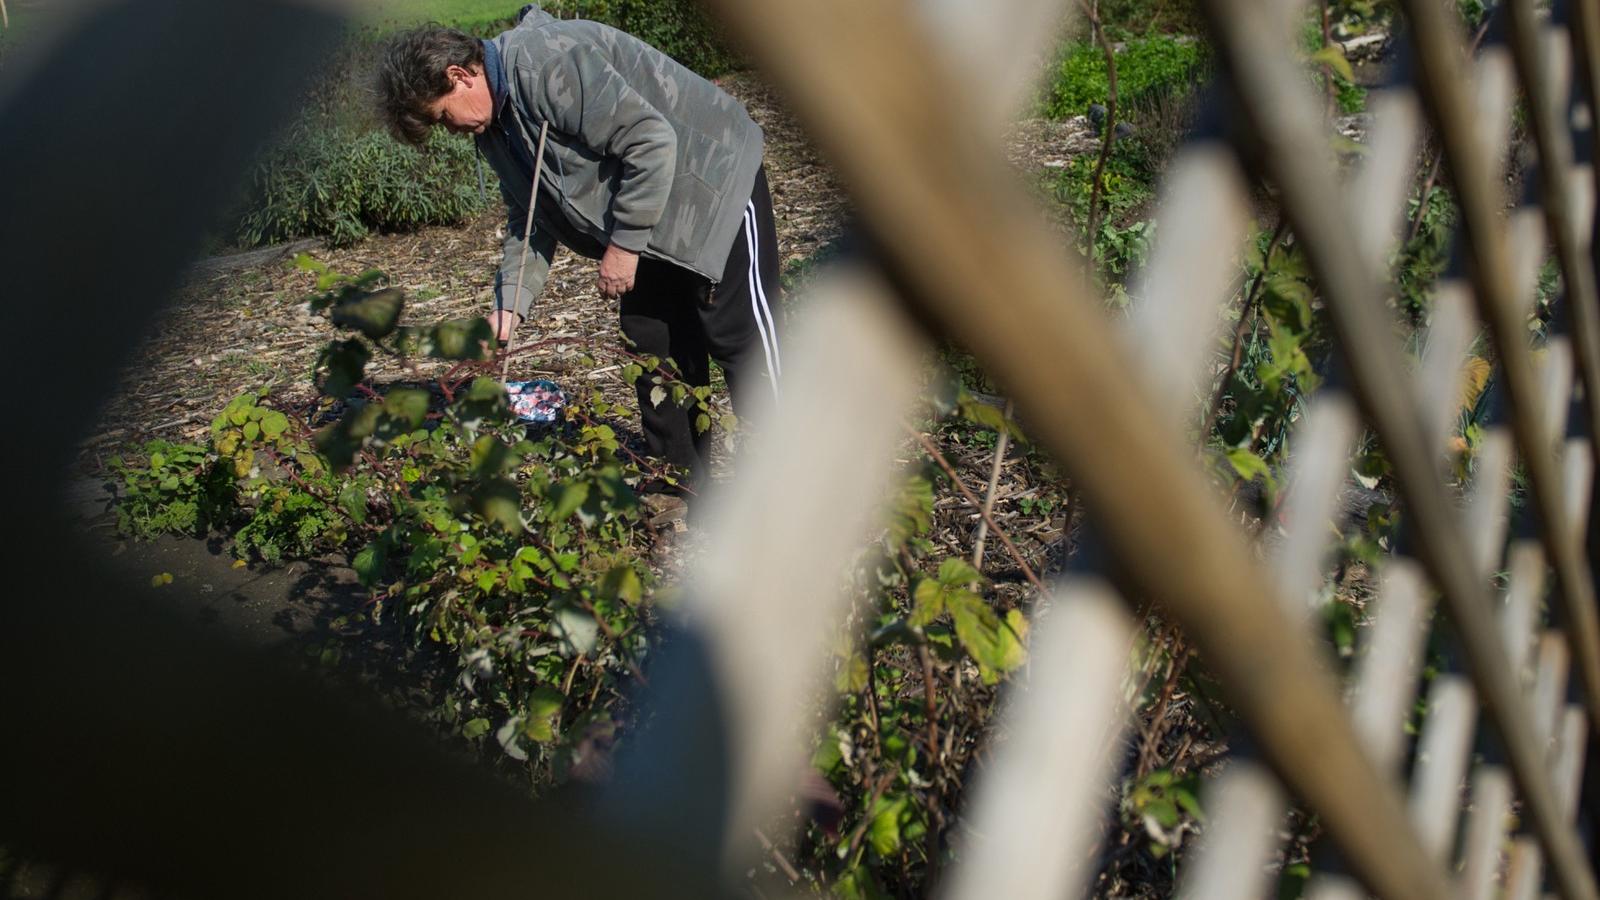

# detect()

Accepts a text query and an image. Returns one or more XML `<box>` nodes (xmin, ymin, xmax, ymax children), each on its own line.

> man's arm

<box><xmin>522</xmin><ymin>43</ymin><xmax>677</xmax><ymax>253</ymax></box>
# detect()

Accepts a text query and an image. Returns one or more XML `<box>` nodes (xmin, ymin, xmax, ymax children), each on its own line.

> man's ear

<box><xmin>445</xmin><ymin>63</ymin><xmax>473</xmax><ymax>86</ymax></box>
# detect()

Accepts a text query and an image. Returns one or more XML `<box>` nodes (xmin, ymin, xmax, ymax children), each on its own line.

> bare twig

<box><xmin>909</xmin><ymin>427</ymin><xmax>1046</xmax><ymax>593</ymax></box>
<box><xmin>753</xmin><ymin>828</ymin><xmax>802</xmax><ymax>883</ymax></box>
<box><xmin>970</xmin><ymin>399</ymin><xmax>1015</xmax><ymax>571</ymax></box>
<box><xmin>1082</xmin><ymin>0</ymin><xmax>1120</xmax><ymax>283</ymax></box>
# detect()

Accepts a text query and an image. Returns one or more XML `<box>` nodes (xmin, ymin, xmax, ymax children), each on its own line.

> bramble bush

<box><xmin>109</xmin><ymin>257</ymin><xmax>712</xmax><ymax>780</ymax></box>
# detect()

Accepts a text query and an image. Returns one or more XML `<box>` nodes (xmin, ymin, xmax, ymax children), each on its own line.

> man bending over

<box><xmin>378</xmin><ymin>6</ymin><xmax>782</xmax><ymax>499</ymax></box>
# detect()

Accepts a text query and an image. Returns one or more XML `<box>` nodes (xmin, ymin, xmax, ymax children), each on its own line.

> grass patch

<box><xmin>1040</xmin><ymin>34</ymin><xmax>1208</xmax><ymax>121</ymax></box>
<box><xmin>357</xmin><ymin>0</ymin><xmax>526</xmax><ymax>32</ymax></box>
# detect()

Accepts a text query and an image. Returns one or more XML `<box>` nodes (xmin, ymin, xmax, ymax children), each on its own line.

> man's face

<box><xmin>426</xmin><ymin>64</ymin><xmax>494</xmax><ymax>135</ymax></box>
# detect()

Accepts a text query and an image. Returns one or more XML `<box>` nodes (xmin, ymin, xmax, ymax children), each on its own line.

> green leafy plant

<box><xmin>1041</xmin><ymin>35</ymin><xmax>1208</xmax><ymax>121</ymax></box>
<box><xmin>109</xmin><ymin>440</ymin><xmax>236</xmax><ymax>540</ymax></box>
<box><xmin>239</xmin><ymin>125</ymin><xmax>487</xmax><ymax>248</ymax></box>
<box><xmin>112</xmin><ymin>258</ymin><xmax>673</xmax><ymax>785</ymax></box>
<box><xmin>542</xmin><ymin>0</ymin><xmax>739</xmax><ymax>76</ymax></box>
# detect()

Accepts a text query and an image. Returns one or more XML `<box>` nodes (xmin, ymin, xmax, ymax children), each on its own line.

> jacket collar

<box><xmin>482</xmin><ymin>38</ymin><xmax>509</xmax><ymax>118</ymax></box>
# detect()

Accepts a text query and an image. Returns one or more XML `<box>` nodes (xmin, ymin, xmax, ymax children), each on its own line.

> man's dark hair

<box><xmin>377</xmin><ymin>25</ymin><xmax>486</xmax><ymax>145</ymax></box>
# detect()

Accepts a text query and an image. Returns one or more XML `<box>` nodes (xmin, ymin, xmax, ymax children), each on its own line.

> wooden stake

<box><xmin>501</xmin><ymin>120</ymin><xmax>549</xmax><ymax>383</ymax></box>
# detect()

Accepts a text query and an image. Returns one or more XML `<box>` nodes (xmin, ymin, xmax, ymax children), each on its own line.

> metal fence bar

<box><xmin>1508</xmin><ymin>838</ymin><xmax>1546</xmax><ymax>900</ymax></box>
<box><xmin>1126</xmin><ymin>146</ymin><xmax>1252</xmax><ymax>421</ymax></box>
<box><xmin>1468</xmin><ymin>430</ymin><xmax>1515</xmax><ymax>577</ymax></box>
<box><xmin>1407</xmin><ymin>676</ymin><xmax>1478</xmax><ymax>865</ymax></box>
<box><xmin>1503</xmin><ymin>541</ymin><xmax>1547</xmax><ymax>678</ymax></box>
<box><xmin>1419</xmin><ymin>284</ymin><xmax>1477</xmax><ymax>457</ymax></box>
<box><xmin>598</xmin><ymin>270</ymin><xmax>928</xmax><ymax>869</ymax></box>
<box><xmin>1354</xmin><ymin>90</ymin><xmax>1422</xmax><ymax>271</ymax></box>
<box><xmin>1173</xmin><ymin>764</ymin><xmax>1285</xmax><ymax>900</ymax></box>
<box><xmin>1272</xmin><ymin>399</ymin><xmax>1359</xmax><ymax>617</ymax></box>
<box><xmin>1474</xmin><ymin>45</ymin><xmax>1519</xmax><ymax>170</ymax></box>
<box><xmin>940</xmin><ymin>581</ymin><xmax>1133</xmax><ymax>900</ymax></box>
<box><xmin>1349</xmin><ymin>561</ymin><xmax>1435</xmax><ymax>773</ymax></box>
<box><xmin>1459</xmin><ymin>768</ymin><xmax>1514</xmax><ymax>900</ymax></box>
<box><xmin>1553</xmin><ymin>706</ymin><xmax>1589</xmax><ymax>822</ymax></box>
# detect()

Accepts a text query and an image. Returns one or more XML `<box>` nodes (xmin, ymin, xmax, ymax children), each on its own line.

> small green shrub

<box><xmin>239</xmin><ymin>124</ymin><xmax>487</xmax><ymax>248</ymax></box>
<box><xmin>1040</xmin><ymin>35</ymin><xmax>1208</xmax><ymax>121</ymax></box>
<box><xmin>543</xmin><ymin>0</ymin><xmax>739</xmax><ymax>77</ymax></box>
<box><xmin>109</xmin><ymin>440</ymin><xmax>236</xmax><ymax>540</ymax></box>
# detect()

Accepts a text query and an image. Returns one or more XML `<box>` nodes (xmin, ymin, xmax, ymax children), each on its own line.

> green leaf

<box><xmin>649</xmin><ymin>385</ymin><xmax>667</xmax><ymax>408</ymax></box>
<box><xmin>834</xmin><ymin>866</ymin><xmax>893</xmax><ymax>900</ymax></box>
<box><xmin>949</xmin><ymin>595</ymin><xmax>1028</xmax><ymax>683</ymax></box>
<box><xmin>936</xmin><ymin>557</ymin><xmax>984</xmax><ymax>587</ymax></box>
<box><xmin>352</xmin><ymin>541</ymin><xmax>386</xmax><ymax>586</ymax></box>
<box><xmin>811</xmin><ymin>726</ymin><xmax>845</xmax><ymax>777</ymax></box>
<box><xmin>1224</xmin><ymin>447</ymin><xmax>1271</xmax><ymax>483</ymax></box>
<box><xmin>471</xmin><ymin>478</ymin><xmax>523</xmax><ymax>534</ymax></box>
<box><xmin>426</xmin><ymin>317</ymin><xmax>494</xmax><ymax>360</ymax></box>
<box><xmin>317</xmin><ymin>339</ymin><xmax>371</xmax><ymax>399</ymax></box>
<box><xmin>550</xmin><ymin>481</ymin><xmax>590</xmax><ymax>522</ymax></box>
<box><xmin>382</xmin><ymin>388</ymin><xmax>430</xmax><ymax>431</ymax></box>
<box><xmin>834</xmin><ymin>651</ymin><xmax>869</xmax><ymax>693</ymax></box>
<box><xmin>523</xmin><ymin>686</ymin><xmax>565</xmax><ymax>743</ymax></box>
<box><xmin>554</xmin><ymin>605</ymin><xmax>601</xmax><ymax>657</ymax></box>
<box><xmin>260</xmin><ymin>410</ymin><xmax>290</xmax><ymax>438</ymax></box>
<box><xmin>867</xmin><ymin>794</ymin><xmax>909</xmax><ymax>857</ymax></box>
<box><xmin>331</xmin><ymin>287</ymin><xmax>404</xmax><ymax>339</ymax></box>
<box><xmin>469</xmin><ymin>435</ymin><xmax>520</xmax><ymax>477</ymax></box>
<box><xmin>886</xmin><ymin>473</ymin><xmax>934</xmax><ymax>551</ymax></box>
<box><xmin>293</xmin><ymin>253</ymin><xmax>329</xmax><ymax>276</ymax></box>
<box><xmin>1310</xmin><ymin>44</ymin><xmax>1355</xmax><ymax>82</ymax></box>
<box><xmin>601</xmin><ymin>564</ymin><xmax>644</xmax><ymax>606</ymax></box>
<box><xmin>910</xmin><ymin>577</ymin><xmax>947</xmax><ymax>627</ymax></box>
<box><xmin>462</xmin><ymin>717</ymin><xmax>491</xmax><ymax>740</ymax></box>
<box><xmin>452</xmin><ymin>377</ymin><xmax>509</xmax><ymax>430</ymax></box>
<box><xmin>1263</xmin><ymin>275</ymin><xmax>1313</xmax><ymax>333</ymax></box>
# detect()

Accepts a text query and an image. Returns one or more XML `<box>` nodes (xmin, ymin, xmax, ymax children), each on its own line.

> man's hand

<box><xmin>488</xmin><ymin>309</ymin><xmax>522</xmax><ymax>344</ymax></box>
<box><xmin>597</xmin><ymin>244</ymin><xmax>640</xmax><ymax>299</ymax></box>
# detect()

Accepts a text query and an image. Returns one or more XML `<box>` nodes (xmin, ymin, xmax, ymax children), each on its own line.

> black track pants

<box><xmin>619</xmin><ymin>166</ymin><xmax>782</xmax><ymax>490</ymax></box>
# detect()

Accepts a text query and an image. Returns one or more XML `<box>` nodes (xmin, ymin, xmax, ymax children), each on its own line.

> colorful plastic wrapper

<box><xmin>505</xmin><ymin>379</ymin><xmax>566</xmax><ymax>425</ymax></box>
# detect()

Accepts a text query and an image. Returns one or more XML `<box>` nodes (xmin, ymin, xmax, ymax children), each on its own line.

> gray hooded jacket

<box><xmin>477</xmin><ymin>6</ymin><xmax>765</xmax><ymax>317</ymax></box>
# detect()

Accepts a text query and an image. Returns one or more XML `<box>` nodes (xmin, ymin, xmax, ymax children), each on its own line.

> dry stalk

<box><xmin>909</xmin><ymin>427</ymin><xmax>1046</xmax><ymax>593</ymax></box>
<box><xmin>970</xmin><ymin>399</ymin><xmax>1016</xmax><ymax>571</ymax></box>
<box><xmin>1082</xmin><ymin>0</ymin><xmax>1120</xmax><ymax>284</ymax></box>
